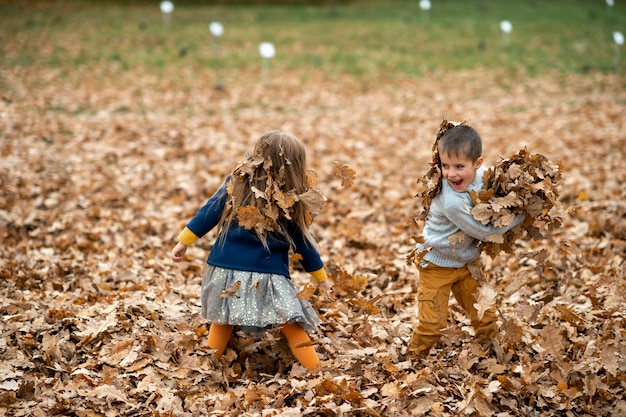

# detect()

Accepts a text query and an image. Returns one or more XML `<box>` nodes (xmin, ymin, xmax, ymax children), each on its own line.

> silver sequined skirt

<box><xmin>200</xmin><ymin>265</ymin><xmax>321</xmax><ymax>335</ymax></box>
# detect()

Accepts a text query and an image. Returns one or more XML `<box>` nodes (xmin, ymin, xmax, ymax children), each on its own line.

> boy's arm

<box><xmin>447</xmin><ymin>196</ymin><xmax>524</xmax><ymax>241</ymax></box>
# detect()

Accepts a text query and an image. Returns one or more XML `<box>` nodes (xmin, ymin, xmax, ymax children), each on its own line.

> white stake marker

<box><xmin>160</xmin><ymin>1</ymin><xmax>174</xmax><ymax>27</ymax></box>
<box><xmin>500</xmin><ymin>20</ymin><xmax>512</xmax><ymax>46</ymax></box>
<box><xmin>259</xmin><ymin>42</ymin><xmax>276</xmax><ymax>83</ymax></box>
<box><xmin>419</xmin><ymin>0</ymin><xmax>431</xmax><ymax>24</ymax></box>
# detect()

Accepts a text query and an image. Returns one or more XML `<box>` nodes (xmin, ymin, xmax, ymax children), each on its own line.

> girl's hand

<box><xmin>318</xmin><ymin>280</ymin><xmax>331</xmax><ymax>292</ymax></box>
<box><xmin>172</xmin><ymin>242</ymin><xmax>188</xmax><ymax>262</ymax></box>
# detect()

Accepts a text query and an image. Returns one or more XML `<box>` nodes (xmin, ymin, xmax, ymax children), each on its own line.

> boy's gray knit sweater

<box><xmin>418</xmin><ymin>165</ymin><xmax>524</xmax><ymax>268</ymax></box>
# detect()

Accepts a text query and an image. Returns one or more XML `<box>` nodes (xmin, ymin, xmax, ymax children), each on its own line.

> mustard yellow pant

<box><xmin>409</xmin><ymin>262</ymin><xmax>498</xmax><ymax>352</ymax></box>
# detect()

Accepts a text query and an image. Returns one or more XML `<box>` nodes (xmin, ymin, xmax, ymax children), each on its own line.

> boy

<box><xmin>408</xmin><ymin>124</ymin><xmax>524</xmax><ymax>356</ymax></box>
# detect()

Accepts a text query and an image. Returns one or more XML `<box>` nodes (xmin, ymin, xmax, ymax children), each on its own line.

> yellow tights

<box><xmin>280</xmin><ymin>322</ymin><xmax>320</xmax><ymax>371</ymax></box>
<box><xmin>207</xmin><ymin>323</ymin><xmax>233</xmax><ymax>358</ymax></box>
<box><xmin>207</xmin><ymin>322</ymin><xmax>319</xmax><ymax>371</ymax></box>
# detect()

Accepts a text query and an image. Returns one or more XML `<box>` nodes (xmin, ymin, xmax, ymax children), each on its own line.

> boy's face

<box><xmin>439</xmin><ymin>152</ymin><xmax>484</xmax><ymax>193</ymax></box>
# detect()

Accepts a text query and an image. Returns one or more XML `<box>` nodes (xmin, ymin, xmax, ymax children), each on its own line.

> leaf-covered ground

<box><xmin>1</xmin><ymin>63</ymin><xmax>625</xmax><ymax>416</ymax></box>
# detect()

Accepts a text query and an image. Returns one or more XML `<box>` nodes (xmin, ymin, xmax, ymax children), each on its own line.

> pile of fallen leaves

<box><xmin>1</xmin><ymin>20</ymin><xmax>625</xmax><ymax>417</ymax></box>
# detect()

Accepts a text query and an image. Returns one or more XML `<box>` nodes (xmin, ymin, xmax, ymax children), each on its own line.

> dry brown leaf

<box><xmin>473</xmin><ymin>282</ymin><xmax>497</xmax><ymax>320</ymax></box>
<box><xmin>237</xmin><ymin>205</ymin><xmax>275</xmax><ymax>233</ymax></box>
<box><xmin>539</xmin><ymin>324</ymin><xmax>563</xmax><ymax>363</ymax></box>
<box><xmin>296</xmin><ymin>284</ymin><xmax>316</xmax><ymax>301</ymax></box>
<box><xmin>219</xmin><ymin>281</ymin><xmax>241</xmax><ymax>298</ymax></box>
<box><xmin>333</xmin><ymin>161</ymin><xmax>356</xmax><ymax>187</ymax></box>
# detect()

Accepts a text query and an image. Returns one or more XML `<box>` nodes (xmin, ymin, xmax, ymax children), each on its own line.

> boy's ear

<box><xmin>474</xmin><ymin>156</ymin><xmax>484</xmax><ymax>169</ymax></box>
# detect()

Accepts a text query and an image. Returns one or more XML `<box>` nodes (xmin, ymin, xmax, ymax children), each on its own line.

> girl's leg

<box><xmin>280</xmin><ymin>322</ymin><xmax>319</xmax><ymax>371</ymax></box>
<box><xmin>207</xmin><ymin>323</ymin><xmax>233</xmax><ymax>358</ymax></box>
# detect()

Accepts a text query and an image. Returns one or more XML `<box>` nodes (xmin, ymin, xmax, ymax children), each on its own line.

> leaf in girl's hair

<box><xmin>250</xmin><ymin>186</ymin><xmax>267</xmax><ymax>201</ymax></box>
<box><xmin>298</xmin><ymin>188</ymin><xmax>326</xmax><ymax>217</ymax></box>
<box><xmin>219</xmin><ymin>281</ymin><xmax>241</xmax><ymax>298</ymax></box>
<box><xmin>306</xmin><ymin>169</ymin><xmax>320</xmax><ymax>187</ymax></box>
<box><xmin>274</xmin><ymin>188</ymin><xmax>297</xmax><ymax>215</ymax></box>
<box><xmin>261</xmin><ymin>203</ymin><xmax>279</xmax><ymax>224</ymax></box>
<box><xmin>237</xmin><ymin>206</ymin><xmax>266</xmax><ymax>229</ymax></box>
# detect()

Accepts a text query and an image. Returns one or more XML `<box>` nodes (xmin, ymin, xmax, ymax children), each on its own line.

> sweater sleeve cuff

<box><xmin>309</xmin><ymin>267</ymin><xmax>327</xmax><ymax>283</ymax></box>
<box><xmin>177</xmin><ymin>227</ymin><xmax>199</xmax><ymax>246</ymax></box>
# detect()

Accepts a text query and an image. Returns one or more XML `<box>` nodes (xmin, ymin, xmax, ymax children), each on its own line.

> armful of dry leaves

<box><xmin>469</xmin><ymin>147</ymin><xmax>564</xmax><ymax>259</ymax></box>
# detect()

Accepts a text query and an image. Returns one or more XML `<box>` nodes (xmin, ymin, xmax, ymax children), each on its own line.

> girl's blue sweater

<box><xmin>185</xmin><ymin>179</ymin><xmax>324</xmax><ymax>278</ymax></box>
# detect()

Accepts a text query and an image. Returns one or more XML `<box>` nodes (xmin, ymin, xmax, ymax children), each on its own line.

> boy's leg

<box><xmin>207</xmin><ymin>323</ymin><xmax>233</xmax><ymax>358</ymax></box>
<box><xmin>280</xmin><ymin>322</ymin><xmax>319</xmax><ymax>371</ymax></box>
<box><xmin>408</xmin><ymin>264</ymin><xmax>456</xmax><ymax>354</ymax></box>
<box><xmin>451</xmin><ymin>268</ymin><xmax>498</xmax><ymax>340</ymax></box>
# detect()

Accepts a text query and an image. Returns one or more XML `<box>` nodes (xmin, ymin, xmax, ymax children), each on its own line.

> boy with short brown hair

<box><xmin>408</xmin><ymin>123</ymin><xmax>524</xmax><ymax>355</ymax></box>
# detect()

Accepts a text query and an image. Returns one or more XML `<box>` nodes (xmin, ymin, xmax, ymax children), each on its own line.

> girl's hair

<box><xmin>438</xmin><ymin>124</ymin><xmax>482</xmax><ymax>162</ymax></box>
<box><xmin>217</xmin><ymin>130</ymin><xmax>318</xmax><ymax>250</ymax></box>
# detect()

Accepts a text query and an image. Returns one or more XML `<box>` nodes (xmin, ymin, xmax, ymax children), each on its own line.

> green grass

<box><xmin>1</xmin><ymin>0</ymin><xmax>625</xmax><ymax>85</ymax></box>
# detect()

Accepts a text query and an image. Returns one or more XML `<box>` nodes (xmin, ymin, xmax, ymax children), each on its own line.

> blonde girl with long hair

<box><xmin>172</xmin><ymin>131</ymin><xmax>330</xmax><ymax>371</ymax></box>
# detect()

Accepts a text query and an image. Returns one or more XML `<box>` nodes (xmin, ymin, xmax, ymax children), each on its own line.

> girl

<box><xmin>172</xmin><ymin>130</ymin><xmax>331</xmax><ymax>371</ymax></box>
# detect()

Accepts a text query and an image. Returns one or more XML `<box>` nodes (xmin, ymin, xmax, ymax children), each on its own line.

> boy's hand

<box><xmin>172</xmin><ymin>242</ymin><xmax>187</xmax><ymax>262</ymax></box>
